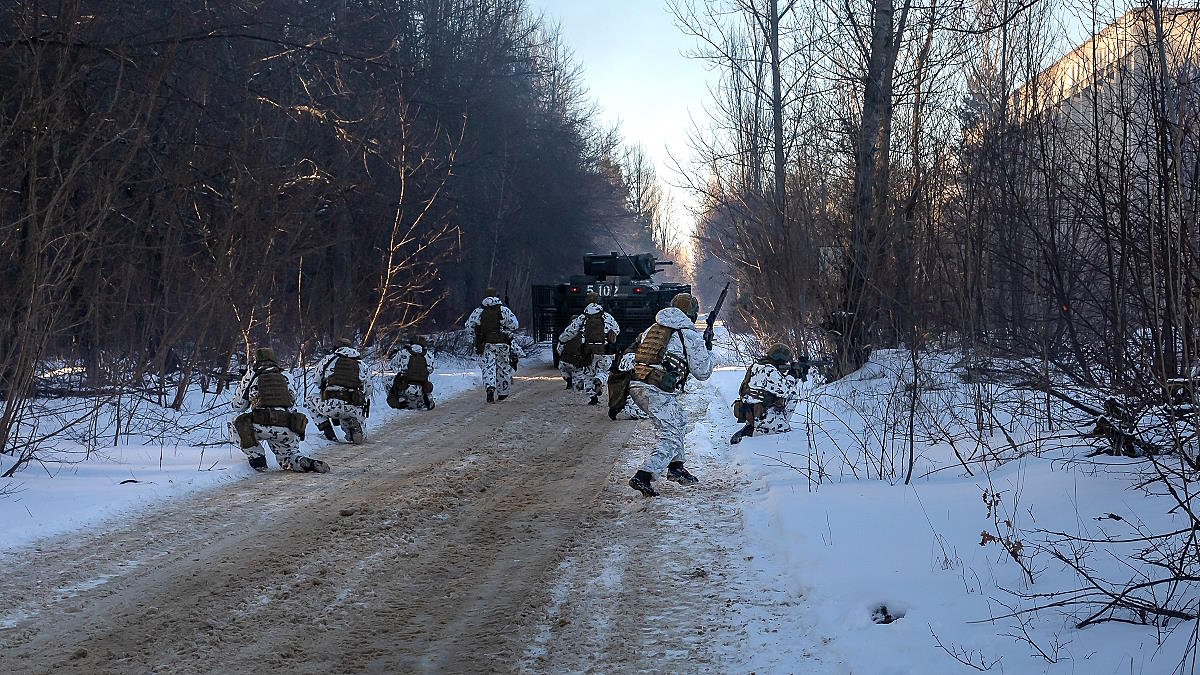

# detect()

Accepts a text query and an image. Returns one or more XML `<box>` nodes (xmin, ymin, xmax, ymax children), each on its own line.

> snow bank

<box><xmin>0</xmin><ymin>352</ymin><xmax>481</xmax><ymax>552</ymax></box>
<box><xmin>708</xmin><ymin>350</ymin><xmax>1194</xmax><ymax>673</ymax></box>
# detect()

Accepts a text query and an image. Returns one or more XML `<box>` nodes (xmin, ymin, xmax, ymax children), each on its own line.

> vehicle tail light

<box><xmin>633</xmin><ymin>287</ymin><xmax>643</xmax><ymax>294</ymax></box>
<box><xmin>570</xmin><ymin>286</ymin><xmax>579</xmax><ymax>293</ymax></box>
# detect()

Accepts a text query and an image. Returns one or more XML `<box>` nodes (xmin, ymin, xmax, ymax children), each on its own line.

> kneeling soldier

<box><xmin>730</xmin><ymin>344</ymin><xmax>803</xmax><ymax>444</ymax></box>
<box><xmin>388</xmin><ymin>336</ymin><xmax>435</xmax><ymax>410</ymax></box>
<box><xmin>230</xmin><ymin>347</ymin><xmax>327</xmax><ymax>473</ymax></box>
<box><xmin>309</xmin><ymin>338</ymin><xmax>371</xmax><ymax>444</ymax></box>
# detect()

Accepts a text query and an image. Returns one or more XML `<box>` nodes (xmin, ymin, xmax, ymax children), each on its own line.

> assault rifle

<box><xmin>704</xmin><ymin>282</ymin><xmax>731</xmax><ymax>351</ymax></box>
<box><xmin>789</xmin><ymin>356</ymin><xmax>833</xmax><ymax>382</ymax></box>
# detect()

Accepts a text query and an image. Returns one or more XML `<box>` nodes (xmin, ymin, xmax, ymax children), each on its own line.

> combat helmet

<box><xmin>254</xmin><ymin>347</ymin><xmax>277</xmax><ymax>367</ymax></box>
<box><xmin>767</xmin><ymin>344</ymin><xmax>794</xmax><ymax>364</ymax></box>
<box><xmin>484</xmin><ymin>287</ymin><xmax>499</xmax><ymax>301</ymax></box>
<box><xmin>671</xmin><ymin>293</ymin><xmax>699</xmax><ymax>321</ymax></box>
<box><xmin>585</xmin><ymin>291</ymin><xmax>600</xmax><ymax>305</ymax></box>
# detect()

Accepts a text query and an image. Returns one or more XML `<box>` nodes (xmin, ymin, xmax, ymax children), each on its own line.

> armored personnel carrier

<box><xmin>531</xmin><ymin>252</ymin><xmax>691</xmax><ymax>363</ymax></box>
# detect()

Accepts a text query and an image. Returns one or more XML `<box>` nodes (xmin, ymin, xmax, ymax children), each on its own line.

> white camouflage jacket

<box><xmin>464</xmin><ymin>296</ymin><xmax>519</xmax><ymax>339</ymax></box>
<box><xmin>315</xmin><ymin>346</ymin><xmax>374</xmax><ymax>396</ymax></box>
<box><xmin>558</xmin><ymin>303</ymin><xmax>619</xmax><ymax>350</ymax></box>
<box><xmin>631</xmin><ymin>306</ymin><xmax>713</xmax><ymax>390</ymax></box>
<box><xmin>739</xmin><ymin>362</ymin><xmax>800</xmax><ymax>406</ymax></box>
<box><xmin>390</xmin><ymin>344</ymin><xmax>436</xmax><ymax>378</ymax></box>
<box><xmin>231</xmin><ymin>368</ymin><xmax>299</xmax><ymax>413</ymax></box>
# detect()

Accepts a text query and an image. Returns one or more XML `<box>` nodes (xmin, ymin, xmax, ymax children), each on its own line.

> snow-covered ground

<box><xmin>0</xmin><ymin>353</ymin><xmax>482</xmax><ymax>551</ymax></box>
<box><xmin>4</xmin><ymin>335</ymin><xmax>1193</xmax><ymax>673</ymax></box>
<box><xmin>710</xmin><ymin>349</ymin><xmax>1194</xmax><ymax>674</ymax></box>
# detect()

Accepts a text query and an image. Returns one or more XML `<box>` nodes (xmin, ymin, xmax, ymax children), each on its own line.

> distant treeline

<box><xmin>0</xmin><ymin>0</ymin><xmax>672</xmax><ymax>421</ymax></box>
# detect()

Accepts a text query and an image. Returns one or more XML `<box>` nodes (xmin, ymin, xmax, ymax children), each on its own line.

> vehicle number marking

<box><xmin>586</xmin><ymin>283</ymin><xmax>619</xmax><ymax>297</ymax></box>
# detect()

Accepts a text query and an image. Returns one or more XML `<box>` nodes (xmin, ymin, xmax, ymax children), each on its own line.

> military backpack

<box><xmin>559</xmin><ymin>334</ymin><xmax>588</xmax><ymax>368</ymax></box>
<box><xmin>476</xmin><ymin>305</ymin><xmax>509</xmax><ymax>345</ymax></box>
<box><xmin>583</xmin><ymin>313</ymin><xmax>609</xmax><ymax>355</ymax></box>
<box><xmin>405</xmin><ymin>349</ymin><xmax>430</xmax><ymax>383</ymax></box>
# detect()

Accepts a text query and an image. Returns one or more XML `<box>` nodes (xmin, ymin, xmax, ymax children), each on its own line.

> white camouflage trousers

<box><xmin>755</xmin><ymin>403</ymin><xmax>797</xmax><ymax>435</ymax></box>
<box><xmin>480</xmin><ymin>343</ymin><xmax>513</xmax><ymax>395</ymax></box>
<box><xmin>581</xmin><ymin>353</ymin><xmax>613</xmax><ymax>397</ymax></box>
<box><xmin>630</xmin><ymin>383</ymin><xmax>687</xmax><ymax>476</ymax></box>
<box><xmin>398</xmin><ymin>383</ymin><xmax>432</xmax><ymax>410</ymax></box>
<box><xmin>306</xmin><ymin>395</ymin><xmax>365</xmax><ymax>436</ymax></box>
<box><xmin>559</xmin><ymin>361</ymin><xmax>583</xmax><ymax>390</ymax></box>
<box><xmin>228</xmin><ymin>421</ymin><xmax>302</xmax><ymax>470</ymax></box>
<box><xmin>618</xmin><ymin>397</ymin><xmax>648</xmax><ymax>420</ymax></box>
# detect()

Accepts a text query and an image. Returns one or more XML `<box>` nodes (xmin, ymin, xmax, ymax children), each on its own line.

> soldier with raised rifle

<box><xmin>626</xmin><ymin>292</ymin><xmax>717</xmax><ymax>497</ymax></box>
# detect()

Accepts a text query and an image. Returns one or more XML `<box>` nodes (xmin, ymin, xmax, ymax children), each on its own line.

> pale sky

<box><xmin>527</xmin><ymin>0</ymin><xmax>714</xmax><ymax>246</ymax></box>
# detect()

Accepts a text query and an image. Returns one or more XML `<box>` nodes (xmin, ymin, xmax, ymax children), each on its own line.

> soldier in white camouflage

<box><xmin>557</xmin><ymin>292</ymin><xmax>620</xmax><ymax>405</ymax></box>
<box><xmin>465</xmin><ymin>288</ymin><xmax>520</xmax><ymax>402</ymax></box>
<box><xmin>308</xmin><ymin>338</ymin><xmax>372</xmax><ymax>444</ymax></box>
<box><xmin>626</xmin><ymin>293</ymin><xmax>714</xmax><ymax>497</ymax></box>
<box><xmin>388</xmin><ymin>335</ymin><xmax>435</xmax><ymax>410</ymax></box>
<box><xmin>229</xmin><ymin>347</ymin><xmax>328</xmax><ymax>473</ymax></box>
<box><xmin>729</xmin><ymin>344</ymin><xmax>804</xmax><ymax>444</ymax></box>
<box><xmin>556</xmin><ymin>332</ymin><xmax>588</xmax><ymax>391</ymax></box>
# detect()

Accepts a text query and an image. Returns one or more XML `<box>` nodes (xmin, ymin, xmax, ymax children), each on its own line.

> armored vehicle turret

<box><xmin>531</xmin><ymin>252</ymin><xmax>691</xmax><ymax>362</ymax></box>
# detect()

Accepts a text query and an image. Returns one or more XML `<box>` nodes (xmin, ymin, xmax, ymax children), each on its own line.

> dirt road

<box><xmin>0</xmin><ymin>369</ymin><xmax>642</xmax><ymax>674</ymax></box>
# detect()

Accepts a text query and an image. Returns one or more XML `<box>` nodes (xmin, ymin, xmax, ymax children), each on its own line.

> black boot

<box><xmin>588</xmin><ymin>395</ymin><xmax>599</xmax><ymax>406</ymax></box>
<box><xmin>487</xmin><ymin>387</ymin><xmax>495</xmax><ymax>403</ymax></box>
<box><xmin>628</xmin><ymin>470</ymin><xmax>658</xmax><ymax>497</ymax></box>
<box><xmin>292</xmin><ymin>456</ymin><xmax>330</xmax><ymax>473</ymax></box>
<box><xmin>729</xmin><ymin>422</ymin><xmax>755</xmax><ymax>445</ymax></box>
<box><xmin>247</xmin><ymin>455</ymin><xmax>268</xmax><ymax>471</ymax></box>
<box><xmin>564</xmin><ymin>376</ymin><xmax>573</xmax><ymax>390</ymax></box>
<box><xmin>318</xmin><ymin>420</ymin><xmax>337</xmax><ymax>442</ymax></box>
<box><xmin>498</xmin><ymin>393</ymin><xmax>508</xmax><ymax>401</ymax></box>
<box><xmin>666</xmin><ymin>462</ymin><xmax>699</xmax><ymax>486</ymax></box>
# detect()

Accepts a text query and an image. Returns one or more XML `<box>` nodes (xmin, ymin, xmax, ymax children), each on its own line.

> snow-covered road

<box><xmin>519</xmin><ymin>380</ymin><xmax>822</xmax><ymax>672</ymax></box>
<box><xmin>0</xmin><ymin>366</ymin><xmax>810</xmax><ymax>673</ymax></box>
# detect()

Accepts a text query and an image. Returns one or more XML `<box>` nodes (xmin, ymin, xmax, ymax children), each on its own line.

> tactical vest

<box><xmin>633</xmin><ymin>324</ymin><xmax>689</xmax><ymax>391</ymax></box>
<box><xmin>478</xmin><ymin>305</ymin><xmax>508</xmax><ymax>344</ymax></box>
<box><xmin>326</xmin><ymin>355</ymin><xmax>362</xmax><ymax>390</ymax></box>
<box><xmin>584</xmin><ymin>313</ymin><xmax>607</xmax><ymax>347</ymax></box>
<box><xmin>251</xmin><ymin>367</ymin><xmax>294</xmax><ymax>409</ymax></box>
<box><xmin>405</xmin><ymin>349</ymin><xmax>430</xmax><ymax>382</ymax></box>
